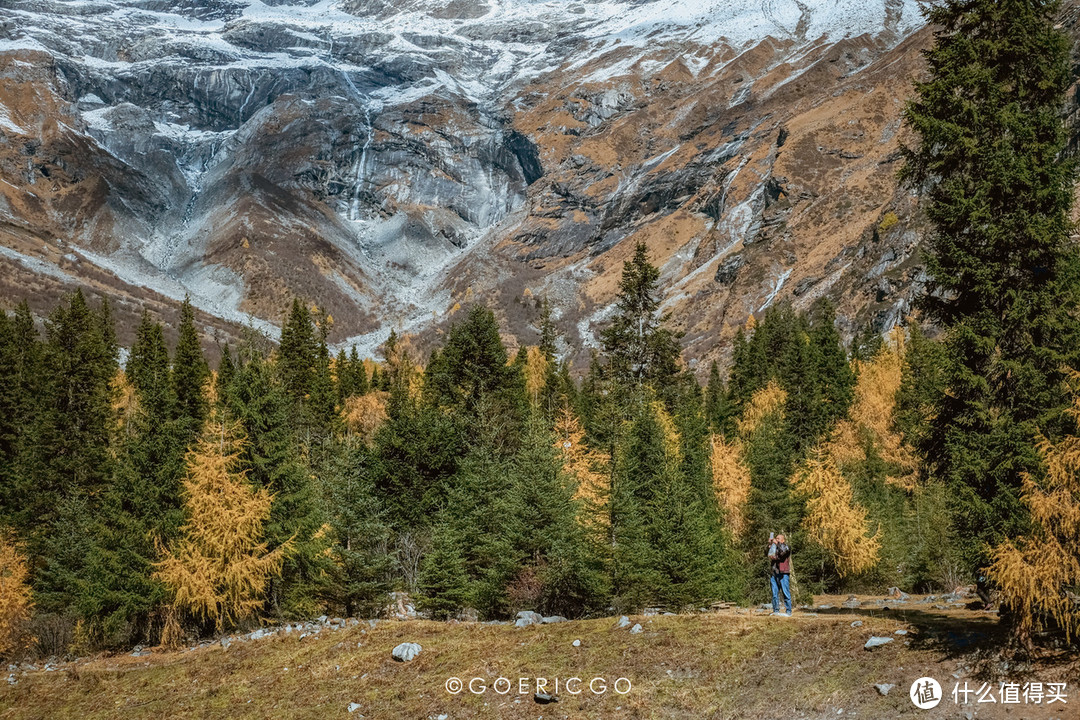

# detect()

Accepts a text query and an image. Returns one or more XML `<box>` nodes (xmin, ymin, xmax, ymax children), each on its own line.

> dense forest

<box><xmin>0</xmin><ymin>250</ymin><xmax>951</xmax><ymax>653</ymax></box>
<box><xmin>1</xmin><ymin>0</ymin><xmax>1079</xmax><ymax>656</ymax></box>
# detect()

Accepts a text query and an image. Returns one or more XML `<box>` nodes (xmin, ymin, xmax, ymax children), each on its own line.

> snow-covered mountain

<box><xmin>0</xmin><ymin>0</ymin><xmax>932</xmax><ymax>362</ymax></box>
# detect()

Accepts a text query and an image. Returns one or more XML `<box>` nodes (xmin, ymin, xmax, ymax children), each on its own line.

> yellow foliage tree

<box><xmin>0</xmin><ymin>529</ymin><xmax>32</xmax><ymax>656</ymax></box>
<box><xmin>792</xmin><ymin>448</ymin><xmax>880</xmax><ymax>577</ymax></box>
<box><xmin>710</xmin><ymin>434</ymin><xmax>751</xmax><ymax>539</ymax></box>
<box><xmin>343</xmin><ymin>391</ymin><xmax>389</xmax><ymax>444</ymax></box>
<box><xmin>523</xmin><ymin>346</ymin><xmax>548</xmax><ymax>404</ymax></box>
<box><xmin>737</xmin><ymin>380</ymin><xmax>787</xmax><ymax>437</ymax></box>
<box><xmin>155</xmin><ymin>415</ymin><xmax>288</xmax><ymax>635</ymax></box>
<box><xmin>989</xmin><ymin>369</ymin><xmax>1080</xmax><ymax>641</ymax></box>
<box><xmin>553</xmin><ymin>404</ymin><xmax>609</xmax><ymax>521</ymax></box>
<box><xmin>831</xmin><ymin>328</ymin><xmax>916</xmax><ymax>488</ymax></box>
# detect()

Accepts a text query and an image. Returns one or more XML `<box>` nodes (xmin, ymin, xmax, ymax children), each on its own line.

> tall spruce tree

<box><xmin>278</xmin><ymin>299</ymin><xmax>318</xmax><ymax>405</ymax></box>
<box><xmin>512</xmin><ymin>413</ymin><xmax>605</xmax><ymax>616</ymax></box>
<box><xmin>81</xmin><ymin>314</ymin><xmax>188</xmax><ymax>645</ymax></box>
<box><xmin>30</xmin><ymin>291</ymin><xmax>117</xmax><ymax>611</ymax></box>
<box><xmin>600</xmin><ymin>242</ymin><xmax>682</xmax><ymax>396</ymax></box>
<box><xmin>0</xmin><ymin>304</ymin><xmax>42</xmax><ymax>531</ymax></box>
<box><xmin>171</xmin><ymin>298</ymin><xmax>209</xmax><ymax>434</ymax></box>
<box><xmin>901</xmin><ymin>0</ymin><xmax>1080</xmax><ymax>565</ymax></box>
<box><xmin>222</xmin><ymin>348</ymin><xmax>330</xmax><ymax>618</ymax></box>
<box><xmin>323</xmin><ymin>441</ymin><xmax>394</xmax><ymax>617</ymax></box>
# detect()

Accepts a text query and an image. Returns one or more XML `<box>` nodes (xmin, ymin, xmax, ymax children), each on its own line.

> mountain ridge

<box><xmin>0</xmin><ymin>0</ymin><xmax>932</xmax><ymax>365</ymax></box>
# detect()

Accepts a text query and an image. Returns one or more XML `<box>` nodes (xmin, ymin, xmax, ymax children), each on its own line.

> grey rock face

<box><xmin>0</xmin><ymin>0</ymin><xmax>930</xmax><ymax>360</ymax></box>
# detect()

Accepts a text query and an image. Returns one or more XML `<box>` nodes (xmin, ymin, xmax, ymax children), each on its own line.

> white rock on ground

<box><xmin>616</xmin><ymin>616</ymin><xmax>631</xmax><ymax>628</ymax></box>
<box><xmin>391</xmin><ymin>642</ymin><xmax>422</xmax><ymax>662</ymax></box>
<box><xmin>629</xmin><ymin>623</ymin><xmax>643</xmax><ymax>634</ymax></box>
<box><xmin>515</xmin><ymin>610</ymin><xmax>543</xmax><ymax>628</ymax></box>
<box><xmin>875</xmin><ymin>683</ymin><xmax>895</xmax><ymax>696</ymax></box>
<box><xmin>864</xmin><ymin>636</ymin><xmax>894</xmax><ymax>650</ymax></box>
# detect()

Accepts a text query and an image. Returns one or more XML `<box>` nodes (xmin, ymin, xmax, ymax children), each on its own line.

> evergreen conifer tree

<box><xmin>171</xmin><ymin>298</ymin><xmax>209</xmax><ymax>434</ymax></box>
<box><xmin>901</xmin><ymin>0</ymin><xmax>1080</xmax><ymax>565</ymax></box>
<box><xmin>278</xmin><ymin>299</ymin><xmax>318</xmax><ymax>404</ymax></box>
<box><xmin>81</xmin><ymin>314</ymin><xmax>187</xmax><ymax>645</ymax></box>
<box><xmin>225</xmin><ymin>349</ymin><xmax>330</xmax><ymax>618</ymax></box>
<box><xmin>324</xmin><ymin>441</ymin><xmax>394</xmax><ymax>617</ymax></box>
<box><xmin>600</xmin><ymin>242</ymin><xmax>682</xmax><ymax>396</ymax></box>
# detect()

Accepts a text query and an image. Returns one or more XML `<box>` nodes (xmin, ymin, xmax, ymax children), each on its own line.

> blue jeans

<box><xmin>771</xmin><ymin>573</ymin><xmax>791</xmax><ymax>613</ymax></box>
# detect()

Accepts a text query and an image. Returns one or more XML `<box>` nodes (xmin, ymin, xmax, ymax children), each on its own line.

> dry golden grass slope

<box><xmin>2</xmin><ymin>600</ymin><xmax>1076</xmax><ymax>720</ymax></box>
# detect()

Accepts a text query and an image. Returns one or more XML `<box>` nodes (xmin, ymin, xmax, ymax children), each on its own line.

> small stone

<box><xmin>220</xmin><ymin>637</ymin><xmax>231</xmax><ymax>650</ymax></box>
<box><xmin>572</xmin><ymin>639</ymin><xmax>581</xmax><ymax>647</ymax></box>
<box><xmin>629</xmin><ymin>623</ymin><xmax>643</xmax><ymax>634</ymax></box>
<box><xmin>541</xmin><ymin>615</ymin><xmax>567</xmax><ymax>624</ymax></box>
<box><xmin>347</xmin><ymin>702</ymin><xmax>363</xmax><ymax>713</ymax></box>
<box><xmin>864</xmin><ymin>636</ymin><xmax>893</xmax><ymax>650</ymax></box>
<box><xmin>391</xmin><ymin>642</ymin><xmax>422</xmax><ymax>662</ymax></box>
<box><xmin>616</xmin><ymin>616</ymin><xmax>631</xmax><ymax>629</ymax></box>
<box><xmin>534</xmin><ymin>692</ymin><xmax>558</xmax><ymax>704</ymax></box>
<box><xmin>850</xmin><ymin>621</ymin><xmax>863</xmax><ymax>628</ymax></box>
<box><xmin>875</xmin><ymin>683</ymin><xmax>895</xmax><ymax>696</ymax></box>
<box><xmin>894</xmin><ymin>629</ymin><xmax>908</xmax><ymax>636</ymax></box>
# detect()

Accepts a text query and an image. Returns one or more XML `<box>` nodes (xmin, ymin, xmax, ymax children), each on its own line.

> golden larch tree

<box><xmin>155</xmin><ymin>414</ymin><xmax>288</xmax><ymax>635</ymax></box>
<box><xmin>710</xmin><ymin>434</ymin><xmax>752</xmax><ymax>540</ymax></box>
<box><xmin>830</xmin><ymin>328</ymin><xmax>916</xmax><ymax>489</ymax></box>
<box><xmin>792</xmin><ymin>447</ymin><xmax>880</xmax><ymax>577</ymax></box>
<box><xmin>343</xmin><ymin>391</ymin><xmax>389</xmax><ymax>444</ymax></box>
<box><xmin>0</xmin><ymin>529</ymin><xmax>32</xmax><ymax>656</ymax></box>
<box><xmin>523</xmin><ymin>346</ymin><xmax>548</xmax><ymax>404</ymax></box>
<box><xmin>737</xmin><ymin>380</ymin><xmax>787</xmax><ymax>437</ymax></box>
<box><xmin>989</xmin><ymin>369</ymin><xmax>1080</xmax><ymax>641</ymax></box>
<box><xmin>553</xmin><ymin>403</ymin><xmax>609</xmax><ymax>522</ymax></box>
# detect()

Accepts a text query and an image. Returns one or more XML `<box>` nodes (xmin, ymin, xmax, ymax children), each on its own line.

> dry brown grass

<box><xmin>5</xmin><ymin>606</ymin><xmax>1073</xmax><ymax>720</ymax></box>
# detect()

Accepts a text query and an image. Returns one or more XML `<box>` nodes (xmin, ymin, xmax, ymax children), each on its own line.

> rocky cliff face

<box><xmin>0</xmin><ymin>0</ymin><xmax>934</xmax><ymax>364</ymax></box>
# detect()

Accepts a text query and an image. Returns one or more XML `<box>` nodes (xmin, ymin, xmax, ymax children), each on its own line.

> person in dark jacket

<box><xmin>768</xmin><ymin>533</ymin><xmax>792</xmax><ymax>616</ymax></box>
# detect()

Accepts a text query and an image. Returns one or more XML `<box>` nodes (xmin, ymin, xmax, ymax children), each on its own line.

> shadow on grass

<box><xmin>810</xmin><ymin>604</ymin><xmax>1004</xmax><ymax>657</ymax></box>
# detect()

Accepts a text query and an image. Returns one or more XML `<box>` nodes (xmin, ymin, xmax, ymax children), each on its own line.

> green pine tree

<box><xmin>278</xmin><ymin>299</ymin><xmax>318</xmax><ymax>404</ymax></box>
<box><xmin>224</xmin><ymin>348</ymin><xmax>331</xmax><ymax>618</ymax></box>
<box><xmin>900</xmin><ymin>0</ymin><xmax>1080</xmax><ymax>566</ymax></box>
<box><xmin>29</xmin><ymin>291</ymin><xmax>117</xmax><ymax>609</ymax></box>
<box><xmin>600</xmin><ymin>241</ymin><xmax>682</xmax><ymax>397</ymax></box>
<box><xmin>171</xmin><ymin>298</ymin><xmax>209</xmax><ymax>434</ymax></box>
<box><xmin>323</xmin><ymin>441</ymin><xmax>394</xmax><ymax>617</ymax></box>
<box><xmin>417</xmin><ymin>522</ymin><xmax>471</xmax><ymax>620</ymax></box>
<box><xmin>80</xmin><ymin>313</ymin><xmax>187</xmax><ymax>645</ymax></box>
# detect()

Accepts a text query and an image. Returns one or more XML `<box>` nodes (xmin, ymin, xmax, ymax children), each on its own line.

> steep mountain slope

<box><xmin>0</xmin><ymin>0</ymin><xmax>931</xmax><ymax>362</ymax></box>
